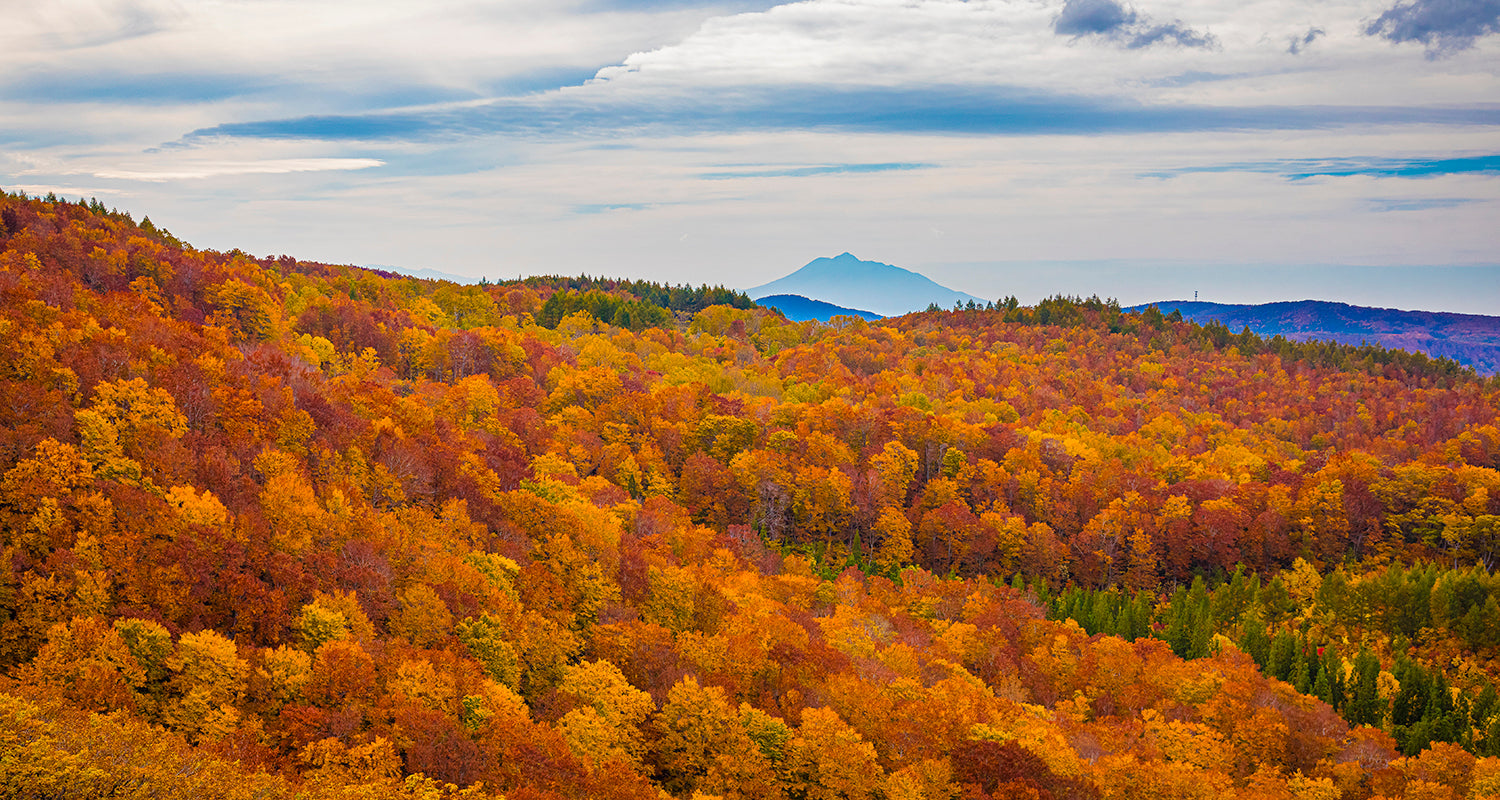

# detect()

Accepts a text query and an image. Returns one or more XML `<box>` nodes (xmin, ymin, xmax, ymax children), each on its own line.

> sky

<box><xmin>2</xmin><ymin>0</ymin><xmax>1498</xmax><ymax>313</ymax></box>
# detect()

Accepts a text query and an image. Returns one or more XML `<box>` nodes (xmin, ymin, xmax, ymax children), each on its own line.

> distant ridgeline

<box><xmin>531</xmin><ymin>278</ymin><xmax>1477</xmax><ymax>383</ymax></box>
<box><xmin>982</xmin><ymin>294</ymin><xmax>1478</xmax><ymax>382</ymax></box>
<box><xmin>530</xmin><ymin>276</ymin><xmax>754</xmax><ymax>331</ymax></box>
<box><xmin>1130</xmin><ymin>299</ymin><xmax>1500</xmax><ymax>377</ymax></box>
<box><xmin>755</xmin><ymin>294</ymin><xmax>882</xmax><ymax>323</ymax></box>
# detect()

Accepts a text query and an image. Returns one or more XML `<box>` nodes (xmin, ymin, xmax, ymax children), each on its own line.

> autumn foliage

<box><xmin>3</xmin><ymin>189</ymin><xmax>1500</xmax><ymax>799</ymax></box>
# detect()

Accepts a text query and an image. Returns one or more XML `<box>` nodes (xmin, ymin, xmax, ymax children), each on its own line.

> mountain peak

<box><xmin>748</xmin><ymin>254</ymin><xmax>983</xmax><ymax>317</ymax></box>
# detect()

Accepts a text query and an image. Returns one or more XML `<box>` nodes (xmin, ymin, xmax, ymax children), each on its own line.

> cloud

<box><xmin>1054</xmin><ymin>0</ymin><xmax>1137</xmax><ymax>36</ymax></box>
<box><xmin>5</xmin><ymin>0</ymin><xmax>179</xmax><ymax>52</ymax></box>
<box><xmin>1148</xmin><ymin>71</ymin><xmax>1237</xmax><ymax>87</ymax></box>
<box><xmin>1366</xmin><ymin>197</ymin><xmax>1476</xmax><ymax>212</ymax></box>
<box><xmin>89</xmin><ymin>158</ymin><xmax>385</xmax><ymax>181</ymax></box>
<box><xmin>0</xmin><ymin>71</ymin><xmax>277</xmax><ymax>105</ymax></box>
<box><xmin>1</xmin><ymin>0</ymin><xmax>748</xmax><ymax>124</ymax></box>
<box><xmin>1125</xmin><ymin>21</ymin><xmax>1216</xmax><ymax>49</ymax></box>
<box><xmin>1053</xmin><ymin>0</ymin><xmax>1217</xmax><ymax>49</ymax></box>
<box><xmin>574</xmin><ymin>202</ymin><xmax>655</xmax><ymax>213</ymax></box>
<box><xmin>1365</xmin><ymin>0</ymin><xmax>1500</xmax><ymax>56</ymax></box>
<box><xmin>1144</xmin><ymin>153</ymin><xmax>1500</xmax><ymax>180</ymax></box>
<box><xmin>1284</xmin><ymin>154</ymin><xmax>1500</xmax><ymax>179</ymax></box>
<box><xmin>698</xmin><ymin>162</ymin><xmax>931</xmax><ymax>179</ymax></box>
<box><xmin>588</xmin><ymin>0</ymin><xmax>1237</xmax><ymax>96</ymax></box>
<box><xmin>183</xmin><ymin>86</ymin><xmax>1500</xmax><ymax>143</ymax></box>
<box><xmin>584</xmin><ymin>0</ymin><xmax>785</xmax><ymax>9</ymax></box>
<box><xmin>1287</xmin><ymin>27</ymin><xmax>1325</xmax><ymax>55</ymax></box>
<box><xmin>486</xmin><ymin>68</ymin><xmax>609</xmax><ymax>98</ymax></box>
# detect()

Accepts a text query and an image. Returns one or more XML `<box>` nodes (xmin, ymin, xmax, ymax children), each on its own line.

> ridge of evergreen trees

<box><xmin>529</xmin><ymin>274</ymin><xmax>751</xmax><ymax>313</ymax></box>
<box><xmin>534</xmin><ymin>289</ymin><xmax>673</xmax><ymax>331</ymax></box>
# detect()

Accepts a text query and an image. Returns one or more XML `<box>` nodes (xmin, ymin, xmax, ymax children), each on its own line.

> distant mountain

<box><xmin>757</xmin><ymin>294</ymin><xmax>882</xmax><ymax>323</ymax></box>
<box><xmin>364</xmin><ymin>263</ymin><xmax>480</xmax><ymax>284</ymax></box>
<box><xmin>1131</xmin><ymin>299</ymin><xmax>1500</xmax><ymax>375</ymax></box>
<box><xmin>747</xmin><ymin>253</ymin><xmax>985</xmax><ymax>317</ymax></box>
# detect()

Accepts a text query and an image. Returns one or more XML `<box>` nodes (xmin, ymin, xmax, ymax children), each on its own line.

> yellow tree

<box><xmin>871</xmin><ymin>441</ymin><xmax>919</xmax><ymax>505</ymax></box>
<box><xmin>253</xmin><ymin>644</ymin><xmax>312</xmax><ymax>709</ymax></box>
<box><xmin>163</xmin><ymin>628</ymin><xmax>248</xmax><ymax>743</ymax></box>
<box><xmin>652</xmin><ymin>676</ymin><xmax>781</xmax><ymax>800</ymax></box>
<box><xmin>74</xmin><ymin>378</ymin><xmax>187</xmax><ymax>485</ymax></box>
<box><xmin>788</xmin><ymin>706</ymin><xmax>885</xmax><ymax>800</ymax></box>
<box><xmin>555</xmin><ymin>659</ymin><xmax>655</xmax><ymax>768</ymax></box>
<box><xmin>256</xmin><ymin>450</ymin><xmax>329</xmax><ymax>555</ymax></box>
<box><xmin>22</xmin><ymin>616</ymin><xmax>144</xmax><ymax>713</ymax></box>
<box><xmin>206</xmin><ymin>277</ymin><xmax>278</xmax><ymax>342</ymax></box>
<box><xmin>388</xmin><ymin>583</ymin><xmax>454</xmax><ymax>649</ymax></box>
<box><xmin>872</xmin><ymin>507</ymin><xmax>914</xmax><ymax>572</ymax></box>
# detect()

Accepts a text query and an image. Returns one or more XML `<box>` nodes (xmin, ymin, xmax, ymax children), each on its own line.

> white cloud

<box><xmin>1</xmin><ymin>0</ymin><xmax>730</xmax><ymax>105</ymax></box>
<box><xmin>90</xmin><ymin>158</ymin><xmax>385</xmax><ymax>181</ymax></box>
<box><xmin>2</xmin><ymin>0</ymin><xmax>184</xmax><ymax>53</ymax></box>
<box><xmin>587</xmin><ymin>0</ymin><xmax>1498</xmax><ymax>106</ymax></box>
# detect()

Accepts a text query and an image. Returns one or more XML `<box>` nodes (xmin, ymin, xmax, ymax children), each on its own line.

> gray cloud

<box><xmin>1287</xmin><ymin>27</ymin><xmax>1325</xmax><ymax>54</ymax></box>
<box><xmin>1126</xmin><ymin>21</ymin><xmax>1217</xmax><ymax>49</ymax></box>
<box><xmin>1054</xmin><ymin>0</ymin><xmax>1137</xmax><ymax>36</ymax></box>
<box><xmin>1365</xmin><ymin>0</ymin><xmax>1500</xmax><ymax>56</ymax></box>
<box><xmin>1054</xmin><ymin>0</ymin><xmax>1217</xmax><ymax>49</ymax></box>
<box><xmin>1366</xmin><ymin>197</ymin><xmax>1475</xmax><ymax>212</ymax></box>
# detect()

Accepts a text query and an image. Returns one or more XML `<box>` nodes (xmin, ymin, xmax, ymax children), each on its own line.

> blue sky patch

<box><xmin>1</xmin><ymin>72</ymin><xmax>278</xmax><ymax>105</ymax></box>
<box><xmin>1144</xmin><ymin>154</ymin><xmax>1500</xmax><ymax>180</ymax></box>
<box><xmin>1291</xmin><ymin>154</ymin><xmax>1500</xmax><ymax>178</ymax></box>
<box><xmin>574</xmin><ymin>203</ymin><xmax>655</xmax><ymax>214</ymax></box>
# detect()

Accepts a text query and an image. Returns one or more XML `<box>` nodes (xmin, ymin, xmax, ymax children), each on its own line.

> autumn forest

<box><xmin>4</xmin><ymin>190</ymin><xmax>1500</xmax><ymax>799</ymax></box>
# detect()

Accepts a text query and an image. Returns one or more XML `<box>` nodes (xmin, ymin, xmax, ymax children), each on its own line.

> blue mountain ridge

<box><xmin>747</xmin><ymin>253</ymin><xmax>985</xmax><ymax>317</ymax></box>
<box><xmin>1130</xmin><ymin>299</ymin><xmax>1500</xmax><ymax>375</ymax></box>
<box><xmin>757</xmin><ymin>294</ymin><xmax>883</xmax><ymax>323</ymax></box>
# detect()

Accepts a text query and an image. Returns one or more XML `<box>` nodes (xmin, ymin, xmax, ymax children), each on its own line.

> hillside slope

<box><xmin>2</xmin><ymin>191</ymin><xmax>1500</xmax><ymax>798</ymax></box>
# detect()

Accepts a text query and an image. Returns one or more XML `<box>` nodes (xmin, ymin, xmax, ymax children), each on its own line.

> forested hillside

<box><xmin>3</xmin><ymin>190</ymin><xmax>1500</xmax><ymax>799</ymax></box>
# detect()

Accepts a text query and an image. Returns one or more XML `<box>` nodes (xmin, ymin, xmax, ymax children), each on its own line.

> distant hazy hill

<box><xmin>365</xmin><ymin>263</ymin><xmax>480</xmax><ymax>284</ymax></box>
<box><xmin>1133</xmin><ymin>299</ymin><xmax>1500</xmax><ymax>375</ymax></box>
<box><xmin>748</xmin><ymin>253</ymin><xmax>985</xmax><ymax>317</ymax></box>
<box><xmin>757</xmin><ymin>294</ymin><xmax>882</xmax><ymax>323</ymax></box>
